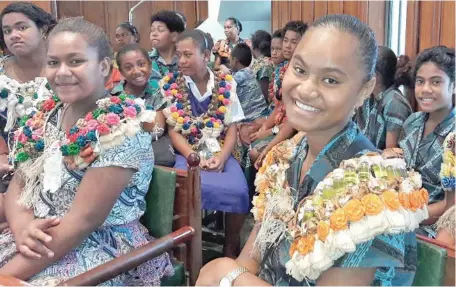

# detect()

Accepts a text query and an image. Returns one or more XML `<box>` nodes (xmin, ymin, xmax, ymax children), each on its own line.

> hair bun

<box><xmin>394</xmin><ymin>55</ymin><xmax>413</xmax><ymax>88</ymax></box>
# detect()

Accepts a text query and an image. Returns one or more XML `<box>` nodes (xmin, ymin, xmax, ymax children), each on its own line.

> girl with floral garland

<box><xmin>197</xmin><ymin>14</ymin><xmax>418</xmax><ymax>286</ymax></box>
<box><xmin>0</xmin><ymin>17</ymin><xmax>173</xmax><ymax>285</ymax></box>
<box><xmin>0</xmin><ymin>2</ymin><xmax>55</xmax><ymax>143</ymax></box>
<box><xmin>213</xmin><ymin>17</ymin><xmax>244</xmax><ymax>73</ymax></box>
<box><xmin>111</xmin><ymin>43</ymin><xmax>175</xmax><ymax>167</ymax></box>
<box><xmin>163</xmin><ymin>29</ymin><xmax>248</xmax><ymax>258</ymax></box>
<box><xmin>396</xmin><ymin>46</ymin><xmax>455</xmax><ymax>237</ymax></box>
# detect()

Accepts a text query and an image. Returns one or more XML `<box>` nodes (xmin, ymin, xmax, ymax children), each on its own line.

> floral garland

<box><xmin>0</xmin><ymin>75</ymin><xmax>53</xmax><ymax>132</ymax></box>
<box><xmin>160</xmin><ymin>71</ymin><xmax>233</xmax><ymax>150</ymax></box>
<box><xmin>252</xmin><ymin>134</ymin><xmax>429</xmax><ymax>281</ymax></box>
<box><xmin>268</xmin><ymin>61</ymin><xmax>288</xmax><ymax>103</ymax></box>
<box><xmin>441</xmin><ymin>132</ymin><xmax>455</xmax><ymax>190</ymax></box>
<box><xmin>11</xmin><ymin>94</ymin><xmax>156</xmax><ymax>170</ymax></box>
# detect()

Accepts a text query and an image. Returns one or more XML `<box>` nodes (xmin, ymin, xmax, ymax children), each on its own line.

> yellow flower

<box><xmin>330</xmin><ymin>208</ymin><xmax>348</xmax><ymax>231</ymax></box>
<box><xmin>420</xmin><ymin>188</ymin><xmax>429</xmax><ymax>206</ymax></box>
<box><xmin>441</xmin><ymin>165</ymin><xmax>451</xmax><ymax>177</ymax></box>
<box><xmin>218</xmin><ymin>95</ymin><xmax>225</xmax><ymax>101</ymax></box>
<box><xmin>177</xmin><ymin>117</ymin><xmax>184</xmax><ymax>124</ymax></box>
<box><xmin>381</xmin><ymin>190</ymin><xmax>400</xmax><ymax>211</ymax></box>
<box><xmin>218</xmin><ymin>106</ymin><xmax>226</xmax><ymax>114</ymax></box>
<box><xmin>361</xmin><ymin>194</ymin><xmax>384</xmax><ymax>216</ymax></box>
<box><xmin>214</xmin><ymin>122</ymin><xmax>220</xmax><ymax>128</ymax></box>
<box><xmin>171</xmin><ymin>89</ymin><xmax>178</xmax><ymax>95</ymax></box>
<box><xmin>171</xmin><ymin>112</ymin><xmax>179</xmax><ymax>119</ymax></box>
<box><xmin>225</xmin><ymin>74</ymin><xmax>233</xmax><ymax>81</ymax></box>
<box><xmin>163</xmin><ymin>76</ymin><xmax>170</xmax><ymax>82</ymax></box>
<box><xmin>443</xmin><ymin>151</ymin><xmax>455</xmax><ymax>166</ymax></box>
<box><xmin>409</xmin><ymin>190</ymin><xmax>422</xmax><ymax>211</ymax></box>
<box><xmin>343</xmin><ymin>199</ymin><xmax>365</xmax><ymax>222</ymax></box>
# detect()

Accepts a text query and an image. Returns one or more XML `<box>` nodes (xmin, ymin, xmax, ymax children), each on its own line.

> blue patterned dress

<box><xmin>258</xmin><ymin>121</ymin><xmax>417</xmax><ymax>286</ymax></box>
<box><xmin>0</xmin><ymin>106</ymin><xmax>173</xmax><ymax>285</ymax></box>
<box><xmin>399</xmin><ymin>108</ymin><xmax>456</xmax><ymax>236</ymax></box>
<box><xmin>356</xmin><ymin>87</ymin><xmax>412</xmax><ymax>150</ymax></box>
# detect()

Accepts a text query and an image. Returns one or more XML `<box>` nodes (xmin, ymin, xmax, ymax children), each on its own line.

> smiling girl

<box><xmin>111</xmin><ymin>44</ymin><xmax>174</xmax><ymax>166</ymax></box>
<box><xmin>398</xmin><ymin>46</ymin><xmax>455</xmax><ymax>237</ymax></box>
<box><xmin>196</xmin><ymin>14</ymin><xmax>417</xmax><ymax>287</ymax></box>
<box><xmin>0</xmin><ymin>17</ymin><xmax>172</xmax><ymax>284</ymax></box>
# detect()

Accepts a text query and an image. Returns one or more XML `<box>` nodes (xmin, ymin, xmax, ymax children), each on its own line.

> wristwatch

<box><xmin>272</xmin><ymin>125</ymin><xmax>280</xmax><ymax>135</ymax></box>
<box><xmin>219</xmin><ymin>267</ymin><xmax>249</xmax><ymax>287</ymax></box>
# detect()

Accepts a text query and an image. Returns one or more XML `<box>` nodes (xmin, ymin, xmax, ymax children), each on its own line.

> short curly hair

<box><xmin>150</xmin><ymin>10</ymin><xmax>185</xmax><ymax>33</ymax></box>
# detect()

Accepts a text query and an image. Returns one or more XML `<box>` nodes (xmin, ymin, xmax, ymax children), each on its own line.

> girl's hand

<box><xmin>206</xmin><ymin>156</ymin><xmax>225</xmax><ymax>172</ymax></box>
<box><xmin>15</xmin><ymin>218</ymin><xmax>60</xmax><ymax>259</ymax></box>
<box><xmin>250</xmin><ymin>129</ymin><xmax>271</xmax><ymax>142</ymax></box>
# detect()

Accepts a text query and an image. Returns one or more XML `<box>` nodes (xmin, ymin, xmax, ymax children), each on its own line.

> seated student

<box><xmin>230</xmin><ymin>43</ymin><xmax>269</xmax><ymax>123</ymax></box>
<box><xmin>249</xmin><ymin>21</ymin><xmax>308</xmax><ymax>163</ymax></box>
<box><xmin>162</xmin><ymin>29</ymin><xmax>248</xmax><ymax>258</ymax></box>
<box><xmin>398</xmin><ymin>46</ymin><xmax>455</xmax><ymax>237</ymax></box>
<box><xmin>355</xmin><ymin>46</ymin><xmax>412</xmax><ymax>150</ymax></box>
<box><xmin>197</xmin><ymin>14</ymin><xmax>417</xmax><ymax>287</ymax></box>
<box><xmin>0</xmin><ymin>18</ymin><xmax>173</xmax><ymax>285</ymax></box>
<box><xmin>250</xmin><ymin>30</ymin><xmax>274</xmax><ymax>101</ymax></box>
<box><xmin>111</xmin><ymin>44</ymin><xmax>175</xmax><ymax>167</ymax></box>
<box><xmin>113</xmin><ymin>22</ymin><xmax>140</xmax><ymax>69</ymax></box>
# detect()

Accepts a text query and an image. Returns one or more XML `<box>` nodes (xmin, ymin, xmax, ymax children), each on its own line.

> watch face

<box><xmin>220</xmin><ymin>277</ymin><xmax>231</xmax><ymax>287</ymax></box>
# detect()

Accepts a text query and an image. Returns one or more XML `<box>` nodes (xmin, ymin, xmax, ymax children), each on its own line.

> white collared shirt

<box><xmin>183</xmin><ymin>68</ymin><xmax>245</xmax><ymax>124</ymax></box>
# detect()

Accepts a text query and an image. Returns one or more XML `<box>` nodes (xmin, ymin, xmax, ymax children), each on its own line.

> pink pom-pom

<box><xmin>218</xmin><ymin>87</ymin><xmax>226</xmax><ymax>94</ymax></box>
<box><xmin>222</xmin><ymin>99</ymin><xmax>230</xmax><ymax>105</ymax></box>
<box><xmin>225</xmin><ymin>83</ymin><xmax>232</xmax><ymax>91</ymax></box>
<box><xmin>170</xmin><ymin>106</ymin><xmax>178</xmax><ymax>112</ymax></box>
<box><xmin>177</xmin><ymin>109</ymin><xmax>185</xmax><ymax>116</ymax></box>
<box><xmin>170</xmin><ymin>83</ymin><xmax>178</xmax><ymax>89</ymax></box>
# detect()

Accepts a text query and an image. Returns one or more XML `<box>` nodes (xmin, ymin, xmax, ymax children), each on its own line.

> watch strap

<box><xmin>226</xmin><ymin>266</ymin><xmax>249</xmax><ymax>285</ymax></box>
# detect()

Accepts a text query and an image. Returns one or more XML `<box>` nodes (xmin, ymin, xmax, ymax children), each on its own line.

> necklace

<box><xmin>161</xmin><ymin>71</ymin><xmax>232</xmax><ymax>148</ymax></box>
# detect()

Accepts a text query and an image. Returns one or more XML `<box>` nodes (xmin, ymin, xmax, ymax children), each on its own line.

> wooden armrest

<box><xmin>417</xmin><ymin>234</ymin><xmax>455</xmax><ymax>258</ymax></box>
<box><xmin>0</xmin><ymin>275</ymin><xmax>31</xmax><ymax>286</ymax></box>
<box><xmin>59</xmin><ymin>226</ymin><xmax>195</xmax><ymax>286</ymax></box>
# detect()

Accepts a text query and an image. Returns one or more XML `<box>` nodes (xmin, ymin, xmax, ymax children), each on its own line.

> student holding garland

<box><xmin>162</xmin><ymin>29</ymin><xmax>249</xmax><ymax>258</ymax></box>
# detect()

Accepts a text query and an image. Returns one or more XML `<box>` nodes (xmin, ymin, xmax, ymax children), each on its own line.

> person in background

<box><xmin>149</xmin><ymin>10</ymin><xmax>184</xmax><ymax>85</ymax></box>
<box><xmin>249</xmin><ymin>21</ymin><xmax>308</xmax><ymax>165</ymax></box>
<box><xmin>250</xmin><ymin>30</ymin><xmax>274</xmax><ymax>101</ymax></box>
<box><xmin>270</xmin><ymin>29</ymin><xmax>285</xmax><ymax>67</ymax></box>
<box><xmin>213</xmin><ymin>17</ymin><xmax>244</xmax><ymax>73</ymax></box>
<box><xmin>355</xmin><ymin>46</ymin><xmax>412</xmax><ymax>150</ymax></box>
<box><xmin>175</xmin><ymin>11</ymin><xmax>187</xmax><ymax>28</ymax></box>
<box><xmin>106</xmin><ymin>22</ymin><xmax>141</xmax><ymax>90</ymax></box>
<box><xmin>114</xmin><ymin>22</ymin><xmax>140</xmax><ymax>64</ymax></box>
<box><xmin>164</xmin><ymin>29</ymin><xmax>249</xmax><ymax>258</ymax></box>
<box><xmin>230</xmin><ymin>43</ymin><xmax>268</xmax><ymax>123</ymax></box>
<box><xmin>197</xmin><ymin>14</ymin><xmax>417</xmax><ymax>287</ymax></box>
<box><xmin>0</xmin><ymin>2</ymin><xmax>55</xmax><ymax>165</ymax></box>
<box><xmin>111</xmin><ymin>44</ymin><xmax>174</xmax><ymax>167</ymax></box>
<box><xmin>398</xmin><ymin>46</ymin><xmax>455</xmax><ymax>237</ymax></box>
<box><xmin>0</xmin><ymin>17</ymin><xmax>173</xmax><ymax>285</ymax></box>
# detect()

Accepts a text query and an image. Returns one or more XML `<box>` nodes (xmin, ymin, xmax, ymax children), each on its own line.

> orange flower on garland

<box><xmin>381</xmin><ymin>190</ymin><xmax>400</xmax><ymax>211</ymax></box>
<box><xmin>398</xmin><ymin>192</ymin><xmax>410</xmax><ymax>209</ymax></box>
<box><xmin>317</xmin><ymin>221</ymin><xmax>330</xmax><ymax>242</ymax></box>
<box><xmin>361</xmin><ymin>194</ymin><xmax>384</xmax><ymax>216</ymax></box>
<box><xmin>297</xmin><ymin>234</ymin><xmax>315</xmax><ymax>256</ymax></box>
<box><xmin>330</xmin><ymin>208</ymin><xmax>348</xmax><ymax>231</ymax></box>
<box><xmin>409</xmin><ymin>191</ymin><xmax>422</xmax><ymax>211</ymax></box>
<box><xmin>419</xmin><ymin>188</ymin><xmax>429</xmax><ymax>205</ymax></box>
<box><xmin>343</xmin><ymin>199</ymin><xmax>365</xmax><ymax>222</ymax></box>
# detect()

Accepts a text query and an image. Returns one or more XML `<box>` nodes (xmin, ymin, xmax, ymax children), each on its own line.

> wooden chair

<box><xmin>413</xmin><ymin>234</ymin><xmax>455</xmax><ymax>286</ymax></box>
<box><xmin>0</xmin><ymin>153</ymin><xmax>202</xmax><ymax>286</ymax></box>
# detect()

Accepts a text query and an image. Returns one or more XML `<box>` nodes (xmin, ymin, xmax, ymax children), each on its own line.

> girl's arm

<box><xmin>4</xmin><ymin>175</ymin><xmax>34</xmax><ymax>240</ymax></box>
<box><xmin>0</xmin><ymin>165</ymin><xmax>135</xmax><ymax>280</ymax></box>
<box><xmin>422</xmin><ymin>191</ymin><xmax>455</xmax><ymax>225</ymax></box>
<box><xmin>168</xmin><ymin>127</ymin><xmax>194</xmax><ymax>159</ymax></box>
<box><xmin>219</xmin><ymin>124</ymin><xmax>237</xmax><ymax>164</ymax></box>
<box><xmin>385</xmin><ymin>130</ymin><xmax>401</xmax><ymax>149</ymax></box>
<box><xmin>262</xmin><ymin>108</ymin><xmax>278</xmax><ymax>130</ymax></box>
<box><xmin>143</xmin><ymin>110</ymin><xmax>166</xmax><ymax>139</ymax></box>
